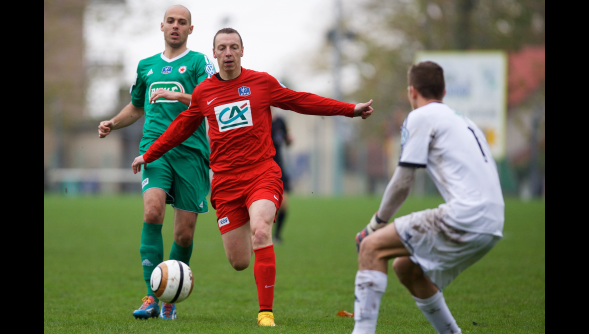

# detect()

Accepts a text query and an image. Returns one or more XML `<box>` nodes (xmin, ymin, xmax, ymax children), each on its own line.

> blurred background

<box><xmin>44</xmin><ymin>0</ymin><xmax>545</xmax><ymax>199</ymax></box>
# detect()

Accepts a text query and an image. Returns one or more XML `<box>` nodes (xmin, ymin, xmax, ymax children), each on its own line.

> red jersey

<box><xmin>143</xmin><ymin>68</ymin><xmax>355</xmax><ymax>173</ymax></box>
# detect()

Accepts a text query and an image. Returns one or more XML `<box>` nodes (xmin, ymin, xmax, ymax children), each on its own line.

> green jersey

<box><xmin>130</xmin><ymin>49</ymin><xmax>215</xmax><ymax>156</ymax></box>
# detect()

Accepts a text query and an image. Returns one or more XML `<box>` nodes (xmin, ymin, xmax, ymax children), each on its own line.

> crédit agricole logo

<box><xmin>149</xmin><ymin>81</ymin><xmax>185</xmax><ymax>103</ymax></box>
<box><xmin>214</xmin><ymin>100</ymin><xmax>253</xmax><ymax>132</ymax></box>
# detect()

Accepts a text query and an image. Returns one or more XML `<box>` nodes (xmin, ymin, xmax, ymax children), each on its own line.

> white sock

<box><xmin>352</xmin><ymin>270</ymin><xmax>388</xmax><ymax>334</ymax></box>
<box><xmin>413</xmin><ymin>291</ymin><xmax>461</xmax><ymax>334</ymax></box>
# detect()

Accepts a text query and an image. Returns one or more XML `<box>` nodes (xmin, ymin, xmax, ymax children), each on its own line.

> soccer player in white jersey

<box><xmin>352</xmin><ymin>61</ymin><xmax>504</xmax><ymax>334</ymax></box>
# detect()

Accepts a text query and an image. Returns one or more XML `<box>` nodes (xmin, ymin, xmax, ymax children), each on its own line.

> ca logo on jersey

<box><xmin>149</xmin><ymin>82</ymin><xmax>185</xmax><ymax>103</ymax></box>
<box><xmin>214</xmin><ymin>100</ymin><xmax>253</xmax><ymax>132</ymax></box>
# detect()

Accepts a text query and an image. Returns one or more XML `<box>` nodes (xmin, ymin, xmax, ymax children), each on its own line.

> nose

<box><xmin>224</xmin><ymin>48</ymin><xmax>232</xmax><ymax>57</ymax></box>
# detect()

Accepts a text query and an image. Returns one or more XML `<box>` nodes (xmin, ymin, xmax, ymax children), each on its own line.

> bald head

<box><xmin>164</xmin><ymin>4</ymin><xmax>191</xmax><ymax>24</ymax></box>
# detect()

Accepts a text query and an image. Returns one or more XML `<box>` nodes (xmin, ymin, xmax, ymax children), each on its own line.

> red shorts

<box><xmin>211</xmin><ymin>159</ymin><xmax>284</xmax><ymax>234</ymax></box>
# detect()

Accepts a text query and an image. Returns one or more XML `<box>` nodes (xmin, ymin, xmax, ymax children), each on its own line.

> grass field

<box><xmin>44</xmin><ymin>195</ymin><xmax>545</xmax><ymax>333</ymax></box>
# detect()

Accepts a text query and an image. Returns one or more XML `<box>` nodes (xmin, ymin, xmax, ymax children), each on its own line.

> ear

<box><xmin>160</xmin><ymin>22</ymin><xmax>164</xmax><ymax>32</ymax></box>
<box><xmin>409</xmin><ymin>86</ymin><xmax>417</xmax><ymax>99</ymax></box>
<box><xmin>188</xmin><ymin>25</ymin><xmax>194</xmax><ymax>35</ymax></box>
<box><xmin>212</xmin><ymin>48</ymin><xmax>217</xmax><ymax>59</ymax></box>
<box><xmin>240</xmin><ymin>46</ymin><xmax>244</xmax><ymax>57</ymax></box>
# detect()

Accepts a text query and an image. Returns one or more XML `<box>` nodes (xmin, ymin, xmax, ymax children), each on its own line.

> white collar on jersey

<box><xmin>160</xmin><ymin>48</ymin><xmax>190</xmax><ymax>63</ymax></box>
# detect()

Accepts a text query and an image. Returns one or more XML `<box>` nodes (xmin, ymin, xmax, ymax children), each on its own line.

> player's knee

<box><xmin>174</xmin><ymin>231</ymin><xmax>193</xmax><ymax>248</ymax></box>
<box><xmin>144</xmin><ymin>206</ymin><xmax>165</xmax><ymax>224</ymax></box>
<box><xmin>229</xmin><ymin>257</ymin><xmax>250</xmax><ymax>271</ymax></box>
<box><xmin>252</xmin><ymin>228</ymin><xmax>271</xmax><ymax>246</ymax></box>
<box><xmin>359</xmin><ymin>235</ymin><xmax>378</xmax><ymax>261</ymax></box>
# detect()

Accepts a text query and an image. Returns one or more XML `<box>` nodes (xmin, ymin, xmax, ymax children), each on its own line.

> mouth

<box><xmin>224</xmin><ymin>60</ymin><xmax>235</xmax><ymax>66</ymax></box>
<box><xmin>170</xmin><ymin>32</ymin><xmax>180</xmax><ymax>39</ymax></box>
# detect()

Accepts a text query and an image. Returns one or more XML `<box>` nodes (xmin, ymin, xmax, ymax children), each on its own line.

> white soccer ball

<box><xmin>150</xmin><ymin>260</ymin><xmax>194</xmax><ymax>304</ymax></box>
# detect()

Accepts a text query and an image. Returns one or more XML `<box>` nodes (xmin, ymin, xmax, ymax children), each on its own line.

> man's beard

<box><xmin>166</xmin><ymin>36</ymin><xmax>186</xmax><ymax>48</ymax></box>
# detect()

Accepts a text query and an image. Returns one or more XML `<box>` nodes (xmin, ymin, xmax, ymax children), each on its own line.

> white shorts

<box><xmin>394</xmin><ymin>208</ymin><xmax>501</xmax><ymax>291</ymax></box>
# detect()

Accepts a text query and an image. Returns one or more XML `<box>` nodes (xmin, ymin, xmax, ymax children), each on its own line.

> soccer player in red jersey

<box><xmin>131</xmin><ymin>28</ymin><xmax>374</xmax><ymax>326</ymax></box>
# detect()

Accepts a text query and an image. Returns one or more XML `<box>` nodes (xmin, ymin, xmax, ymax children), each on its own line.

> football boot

<box><xmin>257</xmin><ymin>311</ymin><xmax>276</xmax><ymax>326</ymax></box>
<box><xmin>133</xmin><ymin>296</ymin><xmax>160</xmax><ymax>319</ymax></box>
<box><xmin>160</xmin><ymin>302</ymin><xmax>177</xmax><ymax>320</ymax></box>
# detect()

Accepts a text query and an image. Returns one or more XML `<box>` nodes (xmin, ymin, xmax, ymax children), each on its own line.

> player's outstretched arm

<box><xmin>98</xmin><ymin>102</ymin><xmax>144</xmax><ymax>138</ymax></box>
<box><xmin>149</xmin><ymin>88</ymin><xmax>192</xmax><ymax>106</ymax></box>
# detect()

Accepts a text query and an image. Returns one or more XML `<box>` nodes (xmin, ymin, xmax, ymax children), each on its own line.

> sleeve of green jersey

<box><xmin>196</xmin><ymin>54</ymin><xmax>216</xmax><ymax>85</ymax></box>
<box><xmin>130</xmin><ymin>63</ymin><xmax>147</xmax><ymax>107</ymax></box>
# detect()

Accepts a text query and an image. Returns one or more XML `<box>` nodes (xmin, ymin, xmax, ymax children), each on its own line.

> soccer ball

<box><xmin>150</xmin><ymin>260</ymin><xmax>194</xmax><ymax>304</ymax></box>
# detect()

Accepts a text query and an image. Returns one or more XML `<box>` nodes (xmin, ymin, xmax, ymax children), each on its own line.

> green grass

<box><xmin>44</xmin><ymin>195</ymin><xmax>545</xmax><ymax>333</ymax></box>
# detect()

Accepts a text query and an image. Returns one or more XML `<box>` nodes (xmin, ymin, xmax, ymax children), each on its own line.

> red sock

<box><xmin>254</xmin><ymin>245</ymin><xmax>276</xmax><ymax>311</ymax></box>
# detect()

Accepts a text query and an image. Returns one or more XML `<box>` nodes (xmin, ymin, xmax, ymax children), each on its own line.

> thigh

<box><xmin>211</xmin><ymin>173</ymin><xmax>250</xmax><ymax>235</ymax></box>
<box><xmin>245</xmin><ymin>162</ymin><xmax>283</xmax><ymax>213</ymax></box>
<box><xmin>394</xmin><ymin>208</ymin><xmax>500</xmax><ymax>290</ymax></box>
<box><xmin>169</xmin><ymin>148</ymin><xmax>211</xmax><ymax>213</ymax></box>
<box><xmin>221</xmin><ymin>221</ymin><xmax>253</xmax><ymax>265</ymax></box>
<box><xmin>359</xmin><ymin>222</ymin><xmax>412</xmax><ymax>270</ymax></box>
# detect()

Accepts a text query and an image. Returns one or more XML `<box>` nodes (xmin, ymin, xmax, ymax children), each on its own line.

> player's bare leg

<box><xmin>143</xmin><ymin>188</ymin><xmax>167</xmax><ymax>225</ymax></box>
<box><xmin>392</xmin><ymin>257</ymin><xmax>437</xmax><ymax>299</ymax></box>
<box><xmin>249</xmin><ymin>199</ymin><xmax>277</xmax><ymax>326</ymax></box>
<box><xmin>353</xmin><ymin>223</ymin><xmax>408</xmax><ymax>333</ymax></box>
<box><xmin>354</xmin><ymin>223</ymin><xmax>460</xmax><ymax>334</ymax></box>
<box><xmin>173</xmin><ymin>209</ymin><xmax>197</xmax><ymax>247</ymax></box>
<box><xmin>221</xmin><ymin>222</ymin><xmax>253</xmax><ymax>271</ymax></box>
<box><xmin>134</xmin><ymin>189</ymin><xmax>167</xmax><ymax>319</ymax></box>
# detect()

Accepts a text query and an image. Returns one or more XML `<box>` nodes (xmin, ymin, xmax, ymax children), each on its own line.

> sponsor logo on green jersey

<box><xmin>214</xmin><ymin>100</ymin><xmax>253</xmax><ymax>132</ymax></box>
<box><xmin>148</xmin><ymin>81</ymin><xmax>185</xmax><ymax>103</ymax></box>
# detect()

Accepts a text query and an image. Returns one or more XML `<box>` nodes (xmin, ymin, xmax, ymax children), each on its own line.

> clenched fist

<box><xmin>98</xmin><ymin>120</ymin><xmax>114</xmax><ymax>138</ymax></box>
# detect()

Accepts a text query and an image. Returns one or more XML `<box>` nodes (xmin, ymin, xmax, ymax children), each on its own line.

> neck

<box><xmin>219</xmin><ymin>66</ymin><xmax>242</xmax><ymax>80</ymax></box>
<box><xmin>163</xmin><ymin>44</ymin><xmax>188</xmax><ymax>60</ymax></box>
<box><xmin>415</xmin><ymin>97</ymin><xmax>443</xmax><ymax>109</ymax></box>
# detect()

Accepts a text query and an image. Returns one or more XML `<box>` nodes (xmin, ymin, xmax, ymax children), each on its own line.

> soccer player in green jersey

<box><xmin>97</xmin><ymin>5</ymin><xmax>215</xmax><ymax>320</ymax></box>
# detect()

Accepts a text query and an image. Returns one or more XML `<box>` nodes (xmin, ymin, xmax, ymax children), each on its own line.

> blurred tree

<box><xmin>342</xmin><ymin>0</ymin><xmax>545</xmax><ymax>137</ymax></box>
<box><xmin>44</xmin><ymin>0</ymin><xmax>88</xmax><ymax>127</ymax></box>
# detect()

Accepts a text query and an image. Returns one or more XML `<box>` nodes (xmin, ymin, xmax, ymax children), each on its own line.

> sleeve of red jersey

<box><xmin>143</xmin><ymin>90</ymin><xmax>205</xmax><ymax>163</ymax></box>
<box><xmin>266</xmin><ymin>74</ymin><xmax>355</xmax><ymax>117</ymax></box>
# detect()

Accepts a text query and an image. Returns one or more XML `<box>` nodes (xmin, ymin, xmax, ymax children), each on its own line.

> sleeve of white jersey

<box><xmin>398</xmin><ymin>111</ymin><xmax>433</xmax><ymax>168</ymax></box>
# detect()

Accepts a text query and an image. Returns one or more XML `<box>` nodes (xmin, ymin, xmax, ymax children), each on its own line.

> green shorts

<box><xmin>140</xmin><ymin>145</ymin><xmax>210</xmax><ymax>213</ymax></box>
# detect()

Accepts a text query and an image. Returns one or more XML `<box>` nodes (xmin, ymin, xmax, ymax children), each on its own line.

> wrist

<box><xmin>374</xmin><ymin>212</ymin><xmax>387</xmax><ymax>225</ymax></box>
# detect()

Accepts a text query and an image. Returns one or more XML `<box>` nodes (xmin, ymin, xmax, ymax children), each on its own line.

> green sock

<box><xmin>140</xmin><ymin>222</ymin><xmax>163</xmax><ymax>303</ymax></box>
<box><xmin>169</xmin><ymin>241</ymin><xmax>193</xmax><ymax>266</ymax></box>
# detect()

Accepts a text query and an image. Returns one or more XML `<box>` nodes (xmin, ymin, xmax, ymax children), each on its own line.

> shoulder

<box><xmin>188</xmin><ymin>51</ymin><xmax>215</xmax><ymax>74</ymax></box>
<box><xmin>407</xmin><ymin>103</ymin><xmax>448</xmax><ymax>125</ymax></box>
<box><xmin>137</xmin><ymin>53</ymin><xmax>162</xmax><ymax>68</ymax></box>
<box><xmin>241</xmin><ymin>68</ymin><xmax>271</xmax><ymax>80</ymax></box>
<box><xmin>186</xmin><ymin>50</ymin><xmax>207</xmax><ymax>63</ymax></box>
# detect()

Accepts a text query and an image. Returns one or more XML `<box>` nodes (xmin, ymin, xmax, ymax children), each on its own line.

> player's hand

<box><xmin>354</xmin><ymin>99</ymin><xmax>374</xmax><ymax>119</ymax></box>
<box><xmin>149</xmin><ymin>88</ymin><xmax>179</xmax><ymax>104</ymax></box>
<box><xmin>98</xmin><ymin>120</ymin><xmax>114</xmax><ymax>138</ymax></box>
<box><xmin>132</xmin><ymin>155</ymin><xmax>146</xmax><ymax>174</ymax></box>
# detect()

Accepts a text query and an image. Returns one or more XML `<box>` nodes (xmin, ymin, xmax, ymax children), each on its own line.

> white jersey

<box><xmin>399</xmin><ymin>102</ymin><xmax>504</xmax><ymax>236</ymax></box>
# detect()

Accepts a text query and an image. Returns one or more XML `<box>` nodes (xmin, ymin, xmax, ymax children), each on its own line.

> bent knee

<box><xmin>359</xmin><ymin>235</ymin><xmax>380</xmax><ymax>260</ymax></box>
<box><xmin>227</xmin><ymin>254</ymin><xmax>250</xmax><ymax>271</ymax></box>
